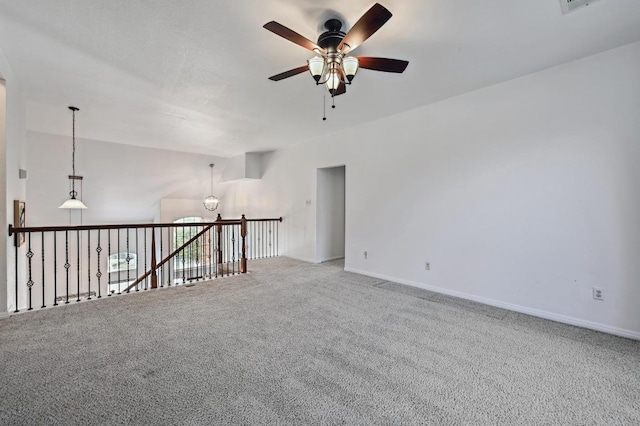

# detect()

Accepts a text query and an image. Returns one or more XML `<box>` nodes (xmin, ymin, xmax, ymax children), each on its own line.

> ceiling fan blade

<box><xmin>334</xmin><ymin>81</ymin><xmax>347</xmax><ymax>96</ymax></box>
<box><xmin>263</xmin><ymin>21</ymin><xmax>324</xmax><ymax>53</ymax></box>
<box><xmin>268</xmin><ymin>65</ymin><xmax>309</xmax><ymax>81</ymax></box>
<box><xmin>356</xmin><ymin>57</ymin><xmax>409</xmax><ymax>73</ymax></box>
<box><xmin>338</xmin><ymin>3</ymin><xmax>392</xmax><ymax>54</ymax></box>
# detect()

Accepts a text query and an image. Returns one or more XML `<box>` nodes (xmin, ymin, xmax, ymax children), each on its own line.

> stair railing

<box><xmin>7</xmin><ymin>215</ymin><xmax>282</xmax><ymax>313</ymax></box>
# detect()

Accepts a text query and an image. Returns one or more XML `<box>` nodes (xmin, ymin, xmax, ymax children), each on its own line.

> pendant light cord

<box><xmin>72</xmin><ymin>109</ymin><xmax>76</xmax><ymax>178</ymax></box>
<box><xmin>69</xmin><ymin>106</ymin><xmax>79</xmax><ymax>198</ymax></box>
<box><xmin>210</xmin><ymin>163</ymin><xmax>214</xmax><ymax>194</ymax></box>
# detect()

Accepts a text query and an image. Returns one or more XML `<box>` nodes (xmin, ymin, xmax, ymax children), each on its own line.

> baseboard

<box><xmin>318</xmin><ymin>256</ymin><xmax>344</xmax><ymax>263</ymax></box>
<box><xmin>344</xmin><ymin>267</ymin><xmax>640</xmax><ymax>341</ymax></box>
<box><xmin>284</xmin><ymin>255</ymin><xmax>320</xmax><ymax>264</ymax></box>
<box><xmin>0</xmin><ymin>311</ymin><xmax>10</xmax><ymax>320</ymax></box>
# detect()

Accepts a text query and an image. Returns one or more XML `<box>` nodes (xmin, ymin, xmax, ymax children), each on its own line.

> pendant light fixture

<box><xmin>59</xmin><ymin>106</ymin><xmax>88</xmax><ymax>209</ymax></box>
<box><xmin>203</xmin><ymin>163</ymin><xmax>219</xmax><ymax>212</ymax></box>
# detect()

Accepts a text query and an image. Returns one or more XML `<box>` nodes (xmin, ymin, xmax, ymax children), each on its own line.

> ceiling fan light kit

<box><xmin>264</xmin><ymin>2</ymin><xmax>408</xmax><ymax>104</ymax></box>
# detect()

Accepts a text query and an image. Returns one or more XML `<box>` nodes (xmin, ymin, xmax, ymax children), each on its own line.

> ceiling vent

<box><xmin>560</xmin><ymin>0</ymin><xmax>602</xmax><ymax>14</ymax></box>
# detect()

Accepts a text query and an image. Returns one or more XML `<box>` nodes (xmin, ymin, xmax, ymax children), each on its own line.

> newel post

<box><xmin>150</xmin><ymin>229</ymin><xmax>158</xmax><ymax>289</ymax></box>
<box><xmin>216</xmin><ymin>213</ymin><xmax>223</xmax><ymax>264</ymax></box>
<box><xmin>240</xmin><ymin>214</ymin><xmax>247</xmax><ymax>273</ymax></box>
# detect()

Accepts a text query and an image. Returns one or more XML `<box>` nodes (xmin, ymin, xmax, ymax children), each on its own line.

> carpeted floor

<box><xmin>1</xmin><ymin>257</ymin><xmax>639</xmax><ymax>425</ymax></box>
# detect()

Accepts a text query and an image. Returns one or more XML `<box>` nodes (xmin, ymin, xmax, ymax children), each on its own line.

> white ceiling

<box><xmin>1</xmin><ymin>0</ymin><xmax>639</xmax><ymax>157</ymax></box>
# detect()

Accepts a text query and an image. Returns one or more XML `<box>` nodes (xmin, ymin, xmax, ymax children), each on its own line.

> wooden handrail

<box><xmin>246</xmin><ymin>217</ymin><xmax>283</xmax><ymax>223</ymax></box>
<box><xmin>7</xmin><ymin>217</ymin><xmax>281</xmax><ymax>236</ymax></box>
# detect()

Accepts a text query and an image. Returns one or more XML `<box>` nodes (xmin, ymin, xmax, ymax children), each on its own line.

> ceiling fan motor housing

<box><xmin>318</xmin><ymin>19</ymin><xmax>346</xmax><ymax>53</ymax></box>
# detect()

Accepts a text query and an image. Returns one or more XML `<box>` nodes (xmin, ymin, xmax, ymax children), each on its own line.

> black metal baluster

<box><xmin>182</xmin><ymin>226</ymin><xmax>186</xmax><ymax>283</ymax></box>
<box><xmin>41</xmin><ymin>232</ymin><xmax>46</xmax><ymax>308</ymax></box>
<box><xmin>186</xmin><ymin>226</ymin><xmax>190</xmax><ymax>281</ymax></box>
<box><xmin>53</xmin><ymin>232</ymin><xmax>58</xmax><ymax>306</ymax></box>
<box><xmin>208</xmin><ymin>228</ymin><xmax>212</xmax><ymax>279</ymax></box>
<box><xmin>117</xmin><ymin>229</ymin><xmax>121</xmax><ymax>295</ymax></box>
<box><xmin>159</xmin><ymin>228</ymin><xmax>164</xmax><ymax>287</ymax></box>
<box><xmin>65</xmin><ymin>230</ymin><xmax>70</xmax><ymax>303</ymax></box>
<box><xmin>189</xmin><ymin>225</ymin><xmax>194</xmax><ymax>281</ymax></box>
<box><xmin>214</xmin><ymin>227</ymin><xmax>218</xmax><ymax>279</ymax></box>
<box><xmin>96</xmin><ymin>230</ymin><xmax>102</xmax><ymax>298</ymax></box>
<box><xmin>126</xmin><ymin>228</ymin><xmax>131</xmax><ymax>293</ymax></box>
<box><xmin>26</xmin><ymin>233</ymin><xmax>34</xmax><ymax>311</ymax></box>
<box><xmin>14</xmin><ymin>234</ymin><xmax>19</xmax><ymax>313</ymax></box>
<box><xmin>144</xmin><ymin>228</ymin><xmax>148</xmax><ymax>290</ymax></box>
<box><xmin>174</xmin><ymin>226</ymin><xmax>178</xmax><ymax>285</ymax></box>
<box><xmin>201</xmin><ymin>229</ymin><xmax>205</xmax><ymax>280</ymax></box>
<box><xmin>195</xmin><ymin>231</ymin><xmax>200</xmax><ymax>281</ymax></box>
<box><xmin>76</xmin><ymin>230</ymin><xmax>80</xmax><ymax>302</ymax></box>
<box><xmin>167</xmin><ymin>228</ymin><xmax>172</xmax><ymax>286</ymax></box>
<box><xmin>202</xmin><ymin>230</ymin><xmax>206</xmax><ymax>279</ymax></box>
<box><xmin>223</xmin><ymin>226</ymin><xmax>227</xmax><ymax>276</ymax></box>
<box><xmin>107</xmin><ymin>230</ymin><xmax>112</xmax><ymax>296</ymax></box>
<box><xmin>135</xmin><ymin>229</ymin><xmax>139</xmax><ymax>291</ymax></box>
<box><xmin>87</xmin><ymin>230</ymin><xmax>91</xmax><ymax>300</ymax></box>
<box><xmin>232</xmin><ymin>226</ymin><xmax>236</xmax><ymax>275</ymax></box>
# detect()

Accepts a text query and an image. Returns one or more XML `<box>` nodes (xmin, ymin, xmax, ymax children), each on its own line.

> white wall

<box><xmin>27</xmin><ymin>132</ymin><xmax>225</xmax><ymax>226</ymax></box>
<box><xmin>316</xmin><ymin>166</ymin><xmax>345</xmax><ymax>262</ymax></box>
<box><xmin>1</xmin><ymin>48</ymin><xmax>27</xmax><ymax>315</ymax></box>
<box><xmin>219</xmin><ymin>41</ymin><xmax>640</xmax><ymax>338</ymax></box>
<box><xmin>160</xmin><ymin>198</ymin><xmax>219</xmax><ymax>223</ymax></box>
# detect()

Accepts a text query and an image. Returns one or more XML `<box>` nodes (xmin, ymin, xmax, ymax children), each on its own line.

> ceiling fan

<box><xmin>263</xmin><ymin>3</ymin><xmax>409</xmax><ymax>98</ymax></box>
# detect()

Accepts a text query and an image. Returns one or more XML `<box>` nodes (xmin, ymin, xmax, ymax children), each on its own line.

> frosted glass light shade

<box><xmin>203</xmin><ymin>195</ymin><xmax>219</xmax><ymax>212</ymax></box>
<box><xmin>342</xmin><ymin>57</ymin><xmax>359</xmax><ymax>82</ymax></box>
<box><xmin>307</xmin><ymin>57</ymin><xmax>325</xmax><ymax>82</ymax></box>
<box><xmin>325</xmin><ymin>71</ymin><xmax>340</xmax><ymax>94</ymax></box>
<box><xmin>59</xmin><ymin>197</ymin><xmax>88</xmax><ymax>209</ymax></box>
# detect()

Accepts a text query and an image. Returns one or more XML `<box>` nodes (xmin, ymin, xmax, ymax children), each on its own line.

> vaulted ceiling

<box><xmin>1</xmin><ymin>0</ymin><xmax>639</xmax><ymax>157</ymax></box>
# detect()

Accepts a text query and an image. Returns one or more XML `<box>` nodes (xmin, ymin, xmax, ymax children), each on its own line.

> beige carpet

<box><xmin>1</xmin><ymin>257</ymin><xmax>638</xmax><ymax>425</ymax></box>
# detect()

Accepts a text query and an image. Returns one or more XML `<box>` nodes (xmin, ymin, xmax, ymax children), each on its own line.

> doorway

<box><xmin>316</xmin><ymin>166</ymin><xmax>345</xmax><ymax>263</ymax></box>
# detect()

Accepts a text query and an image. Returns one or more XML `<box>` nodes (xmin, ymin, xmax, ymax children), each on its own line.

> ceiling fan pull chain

<box><xmin>322</xmin><ymin>92</ymin><xmax>327</xmax><ymax>121</ymax></box>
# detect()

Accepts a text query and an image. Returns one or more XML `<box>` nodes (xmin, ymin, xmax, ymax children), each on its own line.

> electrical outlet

<box><xmin>425</xmin><ymin>262</ymin><xmax>430</xmax><ymax>271</ymax></box>
<box><xmin>593</xmin><ymin>287</ymin><xmax>604</xmax><ymax>301</ymax></box>
<box><xmin>364</xmin><ymin>251</ymin><xmax>368</xmax><ymax>259</ymax></box>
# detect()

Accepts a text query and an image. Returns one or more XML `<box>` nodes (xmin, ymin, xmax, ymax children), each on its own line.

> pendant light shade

<box><xmin>59</xmin><ymin>197</ymin><xmax>88</xmax><ymax>209</ymax></box>
<box><xmin>325</xmin><ymin>70</ymin><xmax>341</xmax><ymax>95</ymax></box>
<box><xmin>60</xmin><ymin>106</ymin><xmax>88</xmax><ymax>209</ymax></box>
<box><xmin>203</xmin><ymin>163</ymin><xmax>219</xmax><ymax>212</ymax></box>
<box><xmin>307</xmin><ymin>56</ymin><xmax>325</xmax><ymax>82</ymax></box>
<box><xmin>203</xmin><ymin>195</ymin><xmax>219</xmax><ymax>211</ymax></box>
<box><xmin>341</xmin><ymin>56</ymin><xmax>359</xmax><ymax>82</ymax></box>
